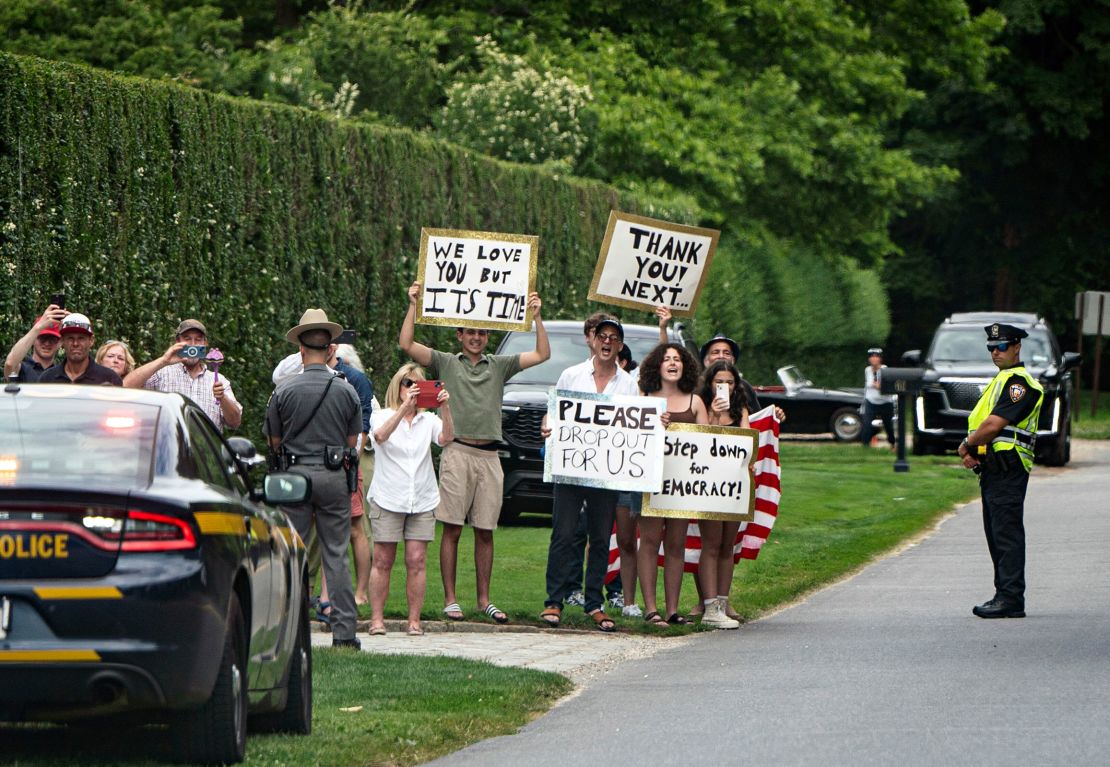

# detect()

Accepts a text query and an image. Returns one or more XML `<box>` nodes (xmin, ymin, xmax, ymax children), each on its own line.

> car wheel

<box><xmin>275</xmin><ymin>595</ymin><xmax>312</xmax><ymax>734</ymax></box>
<box><xmin>830</xmin><ymin>408</ymin><xmax>862</xmax><ymax>442</ymax></box>
<box><xmin>1042</xmin><ymin>417</ymin><xmax>1070</xmax><ymax>467</ymax></box>
<box><xmin>498</xmin><ymin>503</ymin><xmax>522</xmax><ymax>526</ymax></box>
<box><xmin>174</xmin><ymin>592</ymin><xmax>248</xmax><ymax>765</ymax></box>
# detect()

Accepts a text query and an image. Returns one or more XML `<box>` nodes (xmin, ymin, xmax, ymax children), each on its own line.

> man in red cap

<box><xmin>3</xmin><ymin>303</ymin><xmax>67</xmax><ymax>382</ymax></box>
<box><xmin>37</xmin><ymin>313</ymin><xmax>122</xmax><ymax>385</ymax></box>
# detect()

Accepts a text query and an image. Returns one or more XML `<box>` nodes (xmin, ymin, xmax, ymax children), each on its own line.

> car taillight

<box><xmin>86</xmin><ymin>510</ymin><xmax>197</xmax><ymax>552</ymax></box>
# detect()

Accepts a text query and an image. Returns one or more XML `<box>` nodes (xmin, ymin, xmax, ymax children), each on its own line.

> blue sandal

<box><xmin>313</xmin><ymin>597</ymin><xmax>332</xmax><ymax>625</ymax></box>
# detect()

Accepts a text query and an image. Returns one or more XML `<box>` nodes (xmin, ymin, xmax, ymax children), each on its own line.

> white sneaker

<box><xmin>700</xmin><ymin>600</ymin><xmax>739</xmax><ymax>629</ymax></box>
<box><xmin>622</xmin><ymin>604</ymin><xmax>643</xmax><ymax>618</ymax></box>
<box><xmin>565</xmin><ymin>590</ymin><xmax>585</xmax><ymax>608</ymax></box>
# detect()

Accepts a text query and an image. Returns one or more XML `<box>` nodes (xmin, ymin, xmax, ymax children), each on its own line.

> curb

<box><xmin>310</xmin><ymin>618</ymin><xmax>598</xmax><ymax>636</ymax></box>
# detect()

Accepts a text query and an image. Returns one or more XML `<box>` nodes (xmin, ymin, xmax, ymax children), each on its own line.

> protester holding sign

<box><xmin>637</xmin><ymin>343</ymin><xmax>708</xmax><ymax>627</ymax></box>
<box><xmin>399</xmin><ymin>281</ymin><xmax>549</xmax><ymax>625</ymax></box>
<box><xmin>539</xmin><ymin>318</ymin><xmax>641</xmax><ymax>631</ymax></box>
<box><xmin>693</xmin><ymin>361</ymin><xmax>752</xmax><ymax>628</ymax></box>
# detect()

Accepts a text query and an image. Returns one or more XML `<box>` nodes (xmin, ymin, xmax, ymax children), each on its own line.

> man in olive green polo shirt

<box><xmin>400</xmin><ymin>281</ymin><xmax>550</xmax><ymax>624</ymax></box>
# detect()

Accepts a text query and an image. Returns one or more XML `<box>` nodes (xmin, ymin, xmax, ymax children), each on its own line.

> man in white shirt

<box><xmin>861</xmin><ymin>347</ymin><xmax>896</xmax><ymax>448</ymax></box>
<box><xmin>539</xmin><ymin>318</ymin><xmax>639</xmax><ymax>631</ymax></box>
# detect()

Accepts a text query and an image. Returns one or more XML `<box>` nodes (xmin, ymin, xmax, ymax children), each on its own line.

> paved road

<box><xmin>431</xmin><ymin>440</ymin><xmax>1110</xmax><ymax>767</ymax></box>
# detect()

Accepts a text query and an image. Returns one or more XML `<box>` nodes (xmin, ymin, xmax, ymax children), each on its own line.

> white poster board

<box><xmin>643</xmin><ymin>423</ymin><xmax>757</xmax><ymax>521</ymax></box>
<box><xmin>543</xmin><ymin>390</ymin><xmax>667</xmax><ymax>492</ymax></box>
<box><xmin>416</xmin><ymin>228</ymin><xmax>538</xmax><ymax>331</ymax></box>
<box><xmin>588</xmin><ymin>211</ymin><xmax>720</xmax><ymax>317</ymax></box>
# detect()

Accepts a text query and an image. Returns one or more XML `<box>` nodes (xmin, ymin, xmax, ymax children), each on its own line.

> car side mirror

<box><xmin>901</xmin><ymin>350</ymin><xmax>922</xmax><ymax>366</ymax></box>
<box><xmin>1062</xmin><ymin>351</ymin><xmax>1082</xmax><ymax>371</ymax></box>
<box><xmin>262</xmin><ymin>472</ymin><xmax>311</xmax><ymax>505</ymax></box>
<box><xmin>227</xmin><ymin>436</ymin><xmax>266</xmax><ymax>469</ymax></box>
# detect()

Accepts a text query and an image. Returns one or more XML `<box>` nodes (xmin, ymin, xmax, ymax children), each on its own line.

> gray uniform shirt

<box><xmin>264</xmin><ymin>363</ymin><xmax>361</xmax><ymax>456</ymax></box>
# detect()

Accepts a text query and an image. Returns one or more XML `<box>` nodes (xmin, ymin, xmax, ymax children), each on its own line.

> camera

<box><xmin>178</xmin><ymin>344</ymin><xmax>207</xmax><ymax>360</ymax></box>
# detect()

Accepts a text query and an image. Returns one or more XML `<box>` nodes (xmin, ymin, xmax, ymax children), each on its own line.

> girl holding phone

<box><xmin>695</xmin><ymin>360</ymin><xmax>751</xmax><ymax>628</ymax></box>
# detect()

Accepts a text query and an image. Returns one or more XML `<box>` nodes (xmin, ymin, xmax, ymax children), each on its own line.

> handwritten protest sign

<box><xmin>643</xmin><ymin>423</ymin><xmax>757</xmax><ymax>521</ymax></box>
<box><xmin>588</xmin><ymin>211</ymin><xmax>720</xmax><ymax>318</ymax></box>
<box><xmin>416</xmin><ymin>228</ymin><xmax>538</xmax><ymax>331</ymax></box>
<box><xmin>544</xmin><ymin>390</ymin><xmax>667</xmax><ymax>492</ymax></box>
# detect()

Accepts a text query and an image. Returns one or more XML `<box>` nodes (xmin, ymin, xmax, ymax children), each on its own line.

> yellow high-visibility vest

<box><xmin>967</xmin><ymin>364</ymin><xmax>1044</xmax><ymax>472</ymax></box>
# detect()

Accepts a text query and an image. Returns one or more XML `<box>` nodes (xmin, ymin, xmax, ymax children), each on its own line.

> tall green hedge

<box><xmin>0</xmin><ymin>54</ymin><xmax>691</xmax><ymax>437</ymax></box>
<box><xmin>1</xmin><ymin>53</ymin><xmax>889</xmax><ymax>440</ymax></box>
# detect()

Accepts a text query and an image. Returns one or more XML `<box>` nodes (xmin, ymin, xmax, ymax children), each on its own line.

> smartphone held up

<box><xmin>415</xmin><ymin>380</ymin><xmax>444</xmax><ymax>409</ymax></box>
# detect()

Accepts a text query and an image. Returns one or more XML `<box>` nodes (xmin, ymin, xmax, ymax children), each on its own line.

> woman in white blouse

<box><xmin>367</xmin><ymin>363</ymin><xmax>453</xmax><ymax>636</ymax></box>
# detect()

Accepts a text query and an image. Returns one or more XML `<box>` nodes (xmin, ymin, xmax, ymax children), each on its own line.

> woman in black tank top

<box><xmin>636</xmin><ymin>343</ymin><xmax>708</xmax><ymax>626</ymax></box>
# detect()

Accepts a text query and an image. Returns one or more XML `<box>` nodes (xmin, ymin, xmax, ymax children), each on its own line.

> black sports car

<box><xmin>753</xmin><ymin>366</ymin><xmax>870</xmax><ymax>442</ymax></box>
<box><xmin>0</xmin><ymin>383</ymin><xmax>313</xmax><ymax>764</ymax></box>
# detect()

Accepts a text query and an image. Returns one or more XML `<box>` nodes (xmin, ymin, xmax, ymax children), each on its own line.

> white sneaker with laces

<box><xmin>608</xmin><ymin>593</ymin><xmax>625</xmax><ymax>609</ymax></box>
<box><xmin>566</xmin><ymin>590</ymin><xmax>585</xmax><ymax>608</ymax></box>
<box><xmin>622</xmin><ymin>604</ymin><xmax>643</xmax><ymax>618</ymax></box>
<box><xmin>700</xmin><ymin>600</ymin><xmax>739</xmax><ymax>629</ymax></box>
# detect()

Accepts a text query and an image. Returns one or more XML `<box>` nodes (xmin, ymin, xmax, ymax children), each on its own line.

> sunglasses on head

<box><xmin>987</xmin><ymin>341</ymin><xmax>1015</xmax><ymax>352</ymax></box>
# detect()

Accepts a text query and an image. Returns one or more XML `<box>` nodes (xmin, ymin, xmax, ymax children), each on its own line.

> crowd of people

<box><xmin>4</xmin><ymin>290</ymin><xmax>781</xmax><ymax>635</ymax></box>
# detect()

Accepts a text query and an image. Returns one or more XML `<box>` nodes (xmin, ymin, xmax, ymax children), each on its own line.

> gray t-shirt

<box><xmin>427</xmin><ymin>349</ymin><xmax>522</xmax><ymax>441</ymax></box>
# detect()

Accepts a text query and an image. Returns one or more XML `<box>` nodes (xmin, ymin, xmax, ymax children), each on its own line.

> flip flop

<box><xmin>442</xmin><ymin>602</ymin><xmax>464</xmax><ymax>621</ymax></box>
<box><xmin>407</xmin><ymin>625</ymin><xmax>424</xmax><ymax>636</ymax></box>
<box><xmin>482</xmin><ymin>603</ymin><xmax>508</xmax><ymax>624</ymax></box>
<box><xmin>368</xmin><ymin>625</ymin><xmax>386</xmax><ymax>636</ymax></box>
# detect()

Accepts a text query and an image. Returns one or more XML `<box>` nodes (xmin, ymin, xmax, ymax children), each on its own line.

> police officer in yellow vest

<box><xmin>958</xmin><ymin>322</ymin><xmax>1044</xmax><ymax>619</ymax></box>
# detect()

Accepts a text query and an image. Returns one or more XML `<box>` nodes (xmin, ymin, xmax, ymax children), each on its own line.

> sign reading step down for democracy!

<box><xmin>588</xmin><ymin>211</ymin><xmax>720</xmax><ymax>318</ymax></box>
<box><xmin>643</xmin><ymin>423</ymin><xmax>758</xmax><ymax>522</ymax></box>
<box><xmin>544</xmin><ymin>390</ymin><xmax>667</xmax><ymax>493</ymax></box>
<box><xmin>416</xmin><ymin>228</ymin><xmax>539</xmax><ymax>332</ymax></box>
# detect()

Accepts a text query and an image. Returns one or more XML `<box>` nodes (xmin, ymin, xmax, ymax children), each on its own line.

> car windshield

<box><xmin>500</xmin><ymin>330</ymin><xmax>664</xmax><ymax>385</ymax></box>
<box><xmin>0</xmin><ymin>394</ymin><xmax>159</xmax><ymax>489</ymax></box>
<box><xmin>930</xmin><ymin>327</ymin><xmax>1053</xmax><ymax>366</ymax></box>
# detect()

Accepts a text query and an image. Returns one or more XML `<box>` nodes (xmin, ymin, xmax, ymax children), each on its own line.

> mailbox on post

<box><xmin>880</xmin><ymin>367</ymin><xmax>925</xmax><ymax>472</ymax></box>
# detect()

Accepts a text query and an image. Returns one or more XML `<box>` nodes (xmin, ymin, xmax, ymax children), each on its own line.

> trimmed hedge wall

<box><xmin>1</xmin><ymin>53</ymin><xmax>890</xmax><ymax>439</ymax></box>
<box><xmin>0</xmin><ymin>54</ymin><xmax>693</xmax><ymax>437</ymax></box>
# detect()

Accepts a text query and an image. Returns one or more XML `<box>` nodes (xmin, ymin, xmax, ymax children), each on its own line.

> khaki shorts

<box><xmin>435</xmin><ymin>442</ymin><xmax>503</xmax><ymax>531</ymax></box>
<box><xmin>368</xmin><ymin>500</ymin><xmax>436</xmax><ymax>543</ymax></box>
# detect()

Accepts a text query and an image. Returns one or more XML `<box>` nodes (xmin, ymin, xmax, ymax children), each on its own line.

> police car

<box><xmin>0</xmin><ymin>383</ymin><xmax>313</xmax><ymax>764</ymax></box>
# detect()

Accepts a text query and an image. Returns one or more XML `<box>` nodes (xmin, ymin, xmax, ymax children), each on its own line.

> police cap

<box><xmin>984</xmin><ymin>323</ymin><xmax>1028</xmax><ymax>343</ymax></box>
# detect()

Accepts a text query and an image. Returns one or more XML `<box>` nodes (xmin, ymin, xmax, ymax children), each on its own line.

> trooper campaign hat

<box><xmin>984</xmin><ymin>323</ymin><xmax>1028</xmax><ymax>343</ymax></box>
<box><xmin>286</xmin><ymin>308</ymin><xmax>343</xmax><ymax>346</ymax></box>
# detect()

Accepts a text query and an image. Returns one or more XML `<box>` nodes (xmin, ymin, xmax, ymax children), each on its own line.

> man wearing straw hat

<box><xmin>265</xmin><ymin>309</ymin><xmax>364</xmax><ymax>649</ymax></box>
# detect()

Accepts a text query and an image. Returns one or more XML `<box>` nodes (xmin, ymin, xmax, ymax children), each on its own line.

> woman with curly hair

<box><xmin>692</xmin><ymin>360</ymin><xmax>752</xmax><ymax>629</ymax></box>
<box><xmin>637</xmin><ymin>342</ymin><xmax>708</xmax><ymax>627</ymax></box>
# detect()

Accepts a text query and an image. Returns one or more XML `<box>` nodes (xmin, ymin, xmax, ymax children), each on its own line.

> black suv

<box><xmin>903</xmin><ymin>311</ymin><xmax>1080</xmax><ymax>466</ymax></box>
<box><xmin>493</xmin><ymin>319</ymin><xmax>698</xmax><ymax>524</ymax></box>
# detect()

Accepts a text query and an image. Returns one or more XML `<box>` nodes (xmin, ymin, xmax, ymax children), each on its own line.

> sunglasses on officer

<box><xmin>987</xmin><ymin>341</ymin><xmax>1017</xmax><ymax>352</ymax></box>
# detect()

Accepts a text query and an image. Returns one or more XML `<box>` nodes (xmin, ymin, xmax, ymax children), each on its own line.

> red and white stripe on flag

<box><xmin>605</xmin><ymin>405</ymin><xmax>781</xmax><ymax>582</ymax></box>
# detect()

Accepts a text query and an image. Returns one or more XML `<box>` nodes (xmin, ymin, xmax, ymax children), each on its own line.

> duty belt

<box><xmin>287</xmin><ymin>454</ymin><xmax>327</xmax><ymax>466</ymax></box>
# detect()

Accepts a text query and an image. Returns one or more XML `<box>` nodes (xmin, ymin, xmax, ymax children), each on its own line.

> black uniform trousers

<box><xmin>545</xmin><ymin>484</ymin><xmax>617</xmax><ymax>614</ymax></box>
<box><xmin>979</xmin><ymin>451</ymin><xmax>1029</xmax><ymax>607</ymax></box>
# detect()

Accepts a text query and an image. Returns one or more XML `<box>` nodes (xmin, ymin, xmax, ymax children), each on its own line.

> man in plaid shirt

<box><xmin>124</xmin><ymin>319</ymin><xmax>242</xmax><ymax>431</ymax></box>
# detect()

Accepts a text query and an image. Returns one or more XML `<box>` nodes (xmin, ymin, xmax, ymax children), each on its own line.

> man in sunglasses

<box><xmin>957</xmin><ymin>323</ymin><xmax>1044</xmax><ymax>619</ymax></box>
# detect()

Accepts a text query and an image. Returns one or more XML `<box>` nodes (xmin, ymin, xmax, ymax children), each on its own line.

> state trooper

<box><xmin>265</xmin><ymin>309</ymin><xmax>363</xmax><ymax>648</ymax></box>
<box><xmin>957</xmin><ymin>322</ymin><xmax>1044</xmax><ymax>619</ymax></box>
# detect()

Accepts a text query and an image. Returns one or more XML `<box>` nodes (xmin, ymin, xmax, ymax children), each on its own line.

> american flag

<box><xmin>606</xmin><ymin>405</ymin><xmax>782</xmax><ymax>581</ymax></box>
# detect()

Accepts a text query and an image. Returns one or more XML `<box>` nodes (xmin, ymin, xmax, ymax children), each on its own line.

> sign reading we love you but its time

<box><xmin>416</xmin><ymin>228</ymin><xmax>538</xmax><ymax>332</ymax></box>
